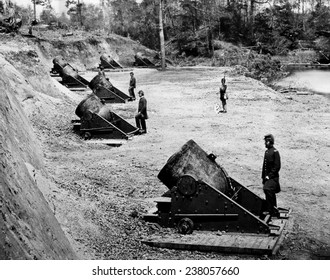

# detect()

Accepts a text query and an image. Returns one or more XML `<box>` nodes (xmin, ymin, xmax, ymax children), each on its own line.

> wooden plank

<box><xmin>68</xmin><ymin>87</ymin><xmax>89</xmax><ymax>91</ymax></box>
<box><xmin>246</xmin><ymin>235</ymin><xmax>262</xmax><ymax>249</ymax></box>
<box><xmin>269</xmin><ymin>218</ymin><xmax>289</xmax><ymax>255</ymax></box>
<box><xmin>142</xmin><ymin>231</ymin><xmax>280</xmax><ymax>255</ymax></box>
<box><xmin>259</xmin><ymin>236</ymin><xmax>276</xmax><ymax>252</ymax></box>
<box><xmin>154</xmin><ymin>197</ymin><xmax>172</xmax><ymax>203</ymax></box>
<box><xmin>87</xmin><ymin>139</ymin><xmax>128</xmax><ymax>145</ymax></box>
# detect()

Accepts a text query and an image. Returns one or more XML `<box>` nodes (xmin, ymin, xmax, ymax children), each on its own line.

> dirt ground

<box><xmin>37</xmin><ymin>67</ymin><xmax>330</xmax><ymax>260</ymax></box>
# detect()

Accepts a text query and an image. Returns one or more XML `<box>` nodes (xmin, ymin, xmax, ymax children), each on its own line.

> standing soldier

<box><xmin>98</xmin><ymin>65</ymin><xmax>105</xmax><ymax>77</ymax></box>
<box><xmin>135</xmin><ymin>90</ymin><xmax>148</xmax><ymax>134</ymax></box>
<box><xmin>129</xmin><ymin>72</ymin><xmax>136</xmax><ymax>100</ymax></box>
<box><xmin>219</xmin><ymin>76</ymin><xmax>228</xmax><ymax>113</ymax></box>
<box><xmin>262</xmin><ymin>134</ymin><xmax>281</xmax><ymax>218</ymax></box>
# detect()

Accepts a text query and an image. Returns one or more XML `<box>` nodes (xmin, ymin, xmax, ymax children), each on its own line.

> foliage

<box><xmin>12</xmin><ymin>0</ymin><xmax>330</xmax><ymax>63</ymax></box>
<box><xmin>110</xmin><ymin>0</ymin><xmax>140</xmax><ymax>38</ymax></box>
<box><xmin>31</xmin><ymin>0</ymin><xmax>51</xmax><ymax>9</ymax></box>
<box><xmin>244</xmin><ymin>54</ymin><xmax>283</xmax><ymax>82</ymax></box>
<box><xmin>13</xmin><ymin>4</ymin><xmax>34</xmax><ymax>25</ymax></box>
<box><xmin>82</xmin><ymin>5</ymin><xmax>105</xmax><ymax>31</ymax></box>
<box><xmin>309</xmin><ymin>2</ymin><xmax>330</xmax><ymax>34</ymax></box>
<box><xmin>39</xmin><ymin>7</ymin><xmax>57</xmax><ymax>24</ymax></box>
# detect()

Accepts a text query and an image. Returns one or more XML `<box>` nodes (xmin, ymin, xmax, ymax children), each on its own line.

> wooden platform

<box><xmin>142</xmin><ymin>218</ymin><xmax>288</xmax><ymax>256</ymax></box>
<box><xmin>86</xmin><ymin>138</ymin><xmax>130</xmax><ymax>146</ymax></box>
<box><xmin>88</xmin><ymin>67</ymin><xmax>133</xmax><ymax>73</ymax></box>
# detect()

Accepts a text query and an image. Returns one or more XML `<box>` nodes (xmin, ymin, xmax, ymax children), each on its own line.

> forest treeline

<box><xmin>10</xmin><ymin>0</ymin><xmax>330</xmax><ymax>60</ymax></box>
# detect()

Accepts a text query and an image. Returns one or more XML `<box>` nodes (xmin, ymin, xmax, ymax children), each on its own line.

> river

<box><xmin>275</xmin><ymin>69</ymin><xmax>330</xmax><ymax>98</ymax></box>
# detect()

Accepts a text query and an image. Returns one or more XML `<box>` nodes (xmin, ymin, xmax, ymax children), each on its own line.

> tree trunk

<box><xmin>159</xmin><ymin>0</ymin><xmax>166</xmax><ymax>70</ymax></box>
<box><xmin>247</xmin><ymin>0</ymin><xmax>255</xmax><ymax>38</ymax></box>
<box><xmin>33</xmin><ymin>0</ymin><xmax>37</xmax><ymax>22</ymax></box>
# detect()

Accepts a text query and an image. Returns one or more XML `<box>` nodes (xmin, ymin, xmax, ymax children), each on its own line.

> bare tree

<box><xmin>159</xmin><ymin>0</ymin><xmax>166</xmax><ymax>70</ymax></box>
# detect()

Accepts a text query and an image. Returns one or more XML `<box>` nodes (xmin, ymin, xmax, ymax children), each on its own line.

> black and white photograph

<box><xmin>0</xmin><ymin>0</ymin><xmax>329</xmax><ymax>277</ymax></box>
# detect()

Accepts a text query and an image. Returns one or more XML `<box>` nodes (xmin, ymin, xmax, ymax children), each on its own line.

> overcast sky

<box><xmin>11</xmin><ymin>0</ymin><xmax>142</xmax><ymax>16</ymax></box>
<box><xmin>11</xmin><ymin>0</ymin><xmax>101</xmax><ymax>15</ymax></box>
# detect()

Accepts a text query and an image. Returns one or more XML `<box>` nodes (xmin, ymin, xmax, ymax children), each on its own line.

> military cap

<box><xmin>264</xmin><ymin>134</ymin><xmax>274</xmax><ymax>144</ymax></box>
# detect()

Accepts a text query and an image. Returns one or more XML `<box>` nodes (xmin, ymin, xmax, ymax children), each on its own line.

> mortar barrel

<box><xmin>52</xmin><ymin>56</ymin><xmax>68</xmax><ymax>74</ymax></box>
<box><xmin>53</xmin><ymin>56</ymin><xmax>67</xmax><ymax>68</ymax></box>
<box><xmin>100</xmin><ymin>54</ymin><xmax>113</xmax><ymax>64</ymax></box>
<box><xmin>62</xmin><ymin>64</ymin><xmax>79</xmax><ymax>79</ymax></box>
<box><xmin>89</xmin><ymin>73</ymin><xmax>113</xmax><ymax>91</ymax></box>
<box><xmin>158</xmin><ymin>139</ymin><xmax>230</xmax><ymax>194</ymax></box>
<box><xmin>75</xmin><ymin>94</ymin><xmax>113</xmax><ymax>122</ymax></box>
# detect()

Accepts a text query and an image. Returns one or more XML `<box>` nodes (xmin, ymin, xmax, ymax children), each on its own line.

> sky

<box><xmin>11</xmin><ymin>0</ymin><xmax>142</xmax><ymax>16</ymax></box>
<box><xmin>10</xmin><ymin>0</ymin><xmax>100</xmax><ymax>15</ymax></box>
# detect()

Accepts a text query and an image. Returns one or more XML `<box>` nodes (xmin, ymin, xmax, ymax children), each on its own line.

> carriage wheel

<box><xmin>177</xmin><ymin>218</ymin><xmax>194</xmax><ymax>234</ymax></box>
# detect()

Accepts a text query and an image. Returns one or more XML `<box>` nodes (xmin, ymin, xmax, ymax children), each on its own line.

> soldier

<box><xmin>219</xmin><ymin>76</ymin><xmax>228</xmax><ymax>113</ymax></box>
<box><xmin>135</xmin><ymin>90</ymin><xmax>148</xmax><ymax>134</ymax></box>
<box><xmin>98</xmin><ymin>65</ymin><xmax>105</xmax><ymax>77</ymax></box>
<box><xmin>262</xmin><ymin>134</ymin><xmax>281</xmax><ymax>218</ymax></box>
<box><xmin>129</xmin><ymin>72</ymin><xmax>136</xmax><ymax>101</ymax></box>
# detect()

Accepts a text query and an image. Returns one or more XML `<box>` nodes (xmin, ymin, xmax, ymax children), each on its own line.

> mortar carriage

<box><xmin>73</xmin><ymin>94</ymin><xmax>139</xmax><ymax>140</ymax></box>
<box><xmin>89</xmin><ymin>73</ymin><xmax>131</xmax><ymax>103</ymax></box>
<box><xmin>133</xmin><ymin>52</ymin><xmax>156</xmax><ymax>67</ymax></box>
<box><xmin>143</xmin><ymin>140</ymin><xmax>291</xmax><ymax>255</ymax></box>
<box><xmin>50</xmin><ymin>57</ymin><xmax>68</xmax><ymax>75</ymax></box>
<box><xmin>51</xmin><ymin>57</ymin><xmax>89</xmax><ymax>89</ymax></box>
<box><xmin>99</xmin><ymin>54</ymin><xmax>123</xmax><ymax>70</ymax></box>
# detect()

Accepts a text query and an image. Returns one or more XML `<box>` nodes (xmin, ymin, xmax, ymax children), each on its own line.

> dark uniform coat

<box><xmin>220</xmin><ymin>84</ymin><xmax>227</xmax><ymax>101</ymax></box>
<box><xmin>129</xmin><ymin>76</ymin><xmax>136</xmax><ymax>89</ymax></box>
<box><xmin>138</xmin><ymin>96</ymin><xmax>148</xmax><ymax>119</ymax></box>
<box><xmin>262</xmin><ymin>146</ymin><xmax>281</xmax><ymax>193</ymax></box>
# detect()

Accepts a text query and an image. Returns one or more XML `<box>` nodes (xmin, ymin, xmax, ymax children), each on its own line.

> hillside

<box><xmin>0</xmin><ymin>31</ymin><xmax>157</xmax><ymax>259</ymax></box>
<box><xmin>0</xmin><ymin>40</ymin><xmax>76</xmax><ymax>259</ymax></box>
<box><xmin>0</xmin><ymin>31</ymin><xmax>329</xmax><ymax>260</ymax></box>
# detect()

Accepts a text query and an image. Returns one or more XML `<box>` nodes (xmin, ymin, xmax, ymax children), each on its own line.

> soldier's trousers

<box><xmin>264</xmin><ymin>189</ymin><xmax>277</xmax><ymax>215</ymax></box>
<box><xmin>129</xmin><ymin>88</ymin><xmax>135</xmax><ymax>99</ymax></box>
<box><xmin>135</xmin><ymin>113</ymin><xmax>147</xmax><ymax>132</ymax></box>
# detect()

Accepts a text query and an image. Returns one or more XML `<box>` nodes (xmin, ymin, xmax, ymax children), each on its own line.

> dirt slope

<box><xmin>0</xmin><ymin>31</ymin><xmax>155</xmax><ymax>259</ymax></box>
<box><xmin>0</xmin><ymin>54</ymin><xmax>76</xmax><ymax>259</ymax></box>
<box><xmin>26</xmin><ymin>30</ymin><xmax>157</xmax><ymax>71</ymax></box>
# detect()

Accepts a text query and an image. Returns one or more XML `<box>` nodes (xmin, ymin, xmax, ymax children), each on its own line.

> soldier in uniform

<box><xmin>262</xmin><ymin>134</ymin><xmax>281</xmax><ymax>217</ymax></box>
<box><xmin>135</xmin><ymin>90</ymin><xmax>148</xmax><ymax>134</ymax></box>
<box><xmin>219</xmin><ymin>76</ymin><xmax>228</xmax><ymax>113</ymax></box>
<box><xmin>128</xmin><ymin>72</ymin><xmax>136</xmax><ymax>100</ymax></box>
<box><xmin>98</xmin><ymin>65</ymin><xmax>105</xmax><ymax>77</ymax></box>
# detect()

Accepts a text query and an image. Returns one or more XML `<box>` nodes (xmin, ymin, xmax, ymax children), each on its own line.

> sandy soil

<box><xmin>39</xmin><ymin>67</ymin><xmax>329</xmax><ymax>260</ymax></box>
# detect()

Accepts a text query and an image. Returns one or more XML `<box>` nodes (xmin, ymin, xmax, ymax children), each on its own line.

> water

<box><xmin>276</xmin><ymin>70</ymin><xmax>330</xmax><ymax>98</ymax></box>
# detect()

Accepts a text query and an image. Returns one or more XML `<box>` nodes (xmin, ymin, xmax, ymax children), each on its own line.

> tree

<box><xmin>109</xmin><ymin>0</ymin><xmax>140</xmax><ymax>37</ymax></box>
<box><xmin>66</xmin><ymin>0</ymin><xmax>83</xmax><ymax>27</ymax></box>
<box><xmin>31</xmin><ymin>0</ymin><xmax>51</xmax><ymax>23</ymax></box>
<box><xmin>159</xmin><ymin>0</ymin><xmax>166</xmax><ymax>69</ymax></box>
<box><xmin>12</xmin><ymin>4</ymin><xmax>34</xmax><ymax>25</ymax></box>
<box><xmin>252</xmin><ymin>1</ymin><xmax>304</xmax><ymax>54</ymax></box>
<box><xmin>99</xmin><ymin>0</ymin><xmax>111</xmax><ymax>32</ymax></box>
<box><xmin>82</xmin><ymin>4</ymin><xmax>105</xmax><ymax>31</ymax></box>
<box><xmin>57</xmin><ymin>12</ymin><xmax>70</xmax><ymax>29</ymax></box>
<box><xmin>39</xmin><ymin>6</ymin><xmax>57</xmax><ymax>24</ymax></box>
